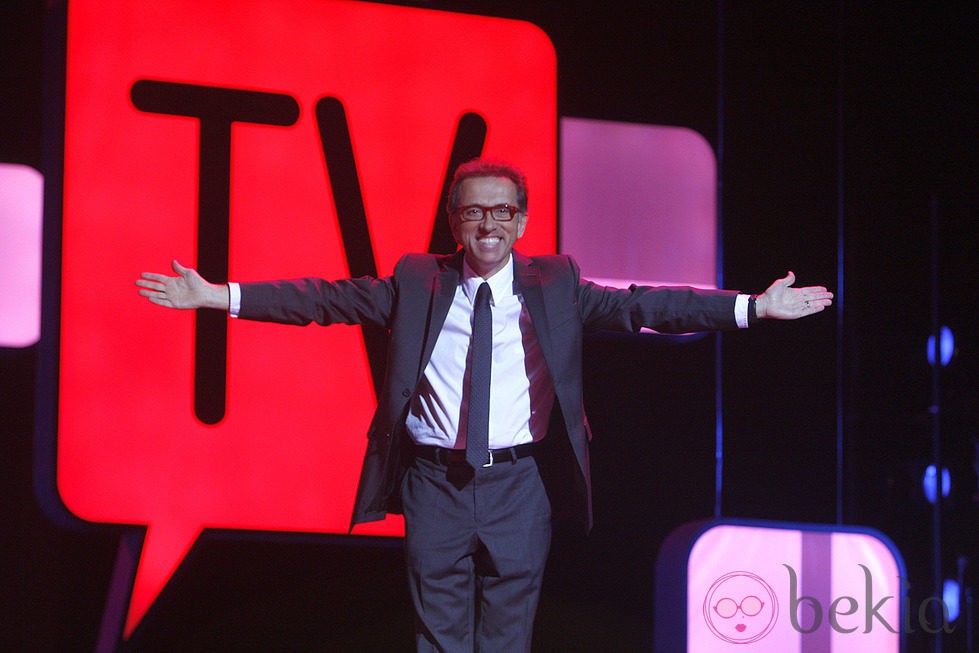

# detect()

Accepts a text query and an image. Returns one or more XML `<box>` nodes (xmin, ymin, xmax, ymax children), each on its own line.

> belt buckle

<box><xmin>482</xmin><ymin>450</ymin><xmax>494</xmax><ymax>468</ymax></box>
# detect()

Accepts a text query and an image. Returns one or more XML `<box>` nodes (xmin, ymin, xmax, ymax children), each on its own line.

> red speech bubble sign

<box><xmin>50</xmin><ymin>0</ymin><xmax>555</xmax><ymax>637</ymax></box>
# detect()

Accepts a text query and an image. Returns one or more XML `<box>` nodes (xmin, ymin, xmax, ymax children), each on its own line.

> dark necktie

<box><xmin>466</xmin><ymin>282</ymin><xmax>492</xmax><ymax>469</ymax></box>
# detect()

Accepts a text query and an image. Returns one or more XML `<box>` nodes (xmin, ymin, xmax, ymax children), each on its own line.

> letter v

<box><xmin>313</xmin><ymin>97</ymin><xmax>486</xmax><ymax>396</ymax></box>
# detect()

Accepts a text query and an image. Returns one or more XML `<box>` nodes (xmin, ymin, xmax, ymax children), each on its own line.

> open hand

<box><xmin>136</xmin><ymin>260</ymin><xmax>227</xmax><ymax>310</ymax></box>
<box><xmin>755</xmin><ymin>271</ymin><xmax>833</xmax><ymax>320</ymax></box>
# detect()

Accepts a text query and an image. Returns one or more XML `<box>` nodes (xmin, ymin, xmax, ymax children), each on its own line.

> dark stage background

<box><xmin>2</xmin><ymin>1</ymin><xmax>976</xmax><ymax>650</ymax></box>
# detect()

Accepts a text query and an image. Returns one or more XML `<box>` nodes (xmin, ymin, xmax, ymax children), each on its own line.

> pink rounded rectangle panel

<box><xmin>560</xmin><ymin>118</ymin><xmax>717</xmax><ymax>289</ymax></box>
<box><xmin>0</xmin><ymin>163</ymin><xmax>43</xmax><ymax>348</ymax></box>
<box><xmin>657</xmin><ymin>520</ymin><xmax>908</xmax><ymax>652</ymax></box>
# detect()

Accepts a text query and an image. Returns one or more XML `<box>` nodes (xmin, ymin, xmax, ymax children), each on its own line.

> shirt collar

<box><xmin>461</xmin><ymin>254</ymin><xmax>514</xmax><ymax>304</ymax></box>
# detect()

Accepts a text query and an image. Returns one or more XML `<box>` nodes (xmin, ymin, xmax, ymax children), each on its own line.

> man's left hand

<box><xmin>755</xmin><ymin>271</ymin><xmax>833</xmax><ymax>319</ymax></box>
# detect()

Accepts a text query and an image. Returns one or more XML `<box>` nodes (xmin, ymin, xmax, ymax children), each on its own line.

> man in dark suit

<box><xmin>137</xmin><ymin>158</ymin><xmax>832</xmax><ymax>651</ymax></box>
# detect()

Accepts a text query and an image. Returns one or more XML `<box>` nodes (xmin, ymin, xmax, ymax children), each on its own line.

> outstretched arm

<box><xmin>136</xmin><ymin>259</ymin><xmax>229</xmax><ymax>310</ymax></box>
<box><xmin>754</xmin><ymin>271</ymin><xmax>833</xmax><ymax>320</ymax></box>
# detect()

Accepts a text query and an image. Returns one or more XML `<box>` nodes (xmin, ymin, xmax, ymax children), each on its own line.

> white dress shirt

<box><xmin>405</xmin><ymin>255</ymin><xmax>554</xmax><ymax>450</ymax></box>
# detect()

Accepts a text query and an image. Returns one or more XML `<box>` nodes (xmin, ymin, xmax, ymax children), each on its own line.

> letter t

<box><xmin>131</xmin><ymin>80</ymin><xmax>299</xmax><ymax>424</ymax></box>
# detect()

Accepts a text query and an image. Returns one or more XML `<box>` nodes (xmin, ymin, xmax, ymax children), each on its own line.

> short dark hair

<box><xmin>446</xmin><ymin>158</ymin><xmax>528</xmax><ymax>214</ymax></box>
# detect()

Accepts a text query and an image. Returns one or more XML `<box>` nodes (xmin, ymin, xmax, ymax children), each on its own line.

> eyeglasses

<box><xmin>453</xmin><ymin>204</ymin><xmax>522</xmax><ymax>222</ymax></box>
<box><xmin>713</xmin><ymin>596</ymin><xmax>764</xmax><ymax>618</ymax></box>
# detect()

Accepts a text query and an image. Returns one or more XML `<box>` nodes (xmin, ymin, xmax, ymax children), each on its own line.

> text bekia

<box><xmin>784</xmin><ymin>564</ymin><xmax>953</xmax><ymax>635</ymax></box>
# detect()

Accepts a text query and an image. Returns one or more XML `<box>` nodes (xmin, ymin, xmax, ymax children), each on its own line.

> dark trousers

<box><xmin>402</xmin><ymin>453</ymin><xmax>552</xmax><ymax>652</ymax></box>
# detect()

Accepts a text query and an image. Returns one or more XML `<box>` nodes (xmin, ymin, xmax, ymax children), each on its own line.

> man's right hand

<box><xmin>136</xmin><ymin>259</ymin><xmax>229</xmax><ymax>310</ymax></box>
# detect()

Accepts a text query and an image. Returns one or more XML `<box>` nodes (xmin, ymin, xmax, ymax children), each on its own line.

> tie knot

<box><xmin>475</xmin><ymin>281</ymin><xmax>492</xmax><ymax>308</ymax></box>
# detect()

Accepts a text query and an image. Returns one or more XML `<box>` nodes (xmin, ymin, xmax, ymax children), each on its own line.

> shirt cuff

<box><xmin>228</xmin><ymin>281</ymin><xmax>241</xmax><ymax>317</ymax></box>
<box><xmin>735</xmin><ymin>293</ymin><xmax>750</xmax><ymax>329</ymax></box>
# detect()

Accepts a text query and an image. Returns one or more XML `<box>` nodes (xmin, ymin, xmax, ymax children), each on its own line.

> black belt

<box><xmin>413</xmin><ymin>442</ymin><xmax>535</xmax><ymax>467</ymax></box>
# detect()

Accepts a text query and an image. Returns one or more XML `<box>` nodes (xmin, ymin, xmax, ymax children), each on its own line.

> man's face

<box><xmin>450</xmin><ymin>175</ymin><xmax>527</xmax><ymax>279</ymax></box>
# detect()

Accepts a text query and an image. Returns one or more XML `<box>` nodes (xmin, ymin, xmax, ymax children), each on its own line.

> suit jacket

<box><xmin>238</xmin><ymin>250</ymin><xmax>740</xmax><ymax>532</ymax></box>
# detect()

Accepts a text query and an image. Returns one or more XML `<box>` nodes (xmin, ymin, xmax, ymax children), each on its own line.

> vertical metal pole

<box><xmin>713</xmin><ymin>0</ymin><xmax>727</xmax><ymax>519</ymax></box>
<box><xmin>835</xmin><ymin>0</ymin><xmax>847</xmax><ymax>527</ymax></box>
<box><xmin>929</xmin><ymin>194</ymin><xmax>943</xmax><ymax>652</ymax></box>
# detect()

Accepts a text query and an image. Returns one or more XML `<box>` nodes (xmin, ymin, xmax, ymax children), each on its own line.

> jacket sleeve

<box><xmin>237</xmin><ymin>275</ymin><xmax>396</xmax><ymax>329</ymax></box>
<box><xmin>570</xmin><ymin>261</ymin><xmax>740</xmax><ymax>334</ymax></box>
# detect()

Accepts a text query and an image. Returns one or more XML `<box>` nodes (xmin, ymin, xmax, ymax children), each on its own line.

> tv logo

<box><xmin>40</xmin><ymin>0</ymin><xmax>556</xmax><ymax>641</ymax></box>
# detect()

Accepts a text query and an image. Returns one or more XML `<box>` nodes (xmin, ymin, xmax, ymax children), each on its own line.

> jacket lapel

<box><xmin>419</xmin><ymin>251</ymin><xmax>463</xmax><ymax>372</ymax></box>
<box><xmin>514</xmin><ymin>252</ymin><xmax>555</xmax><ymax>364</ymax></box>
